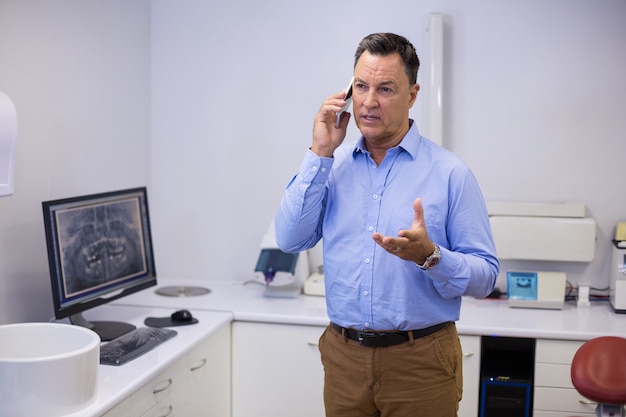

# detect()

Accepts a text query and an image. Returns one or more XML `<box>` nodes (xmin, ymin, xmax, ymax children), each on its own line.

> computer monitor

<box><xmin>42</xmin><ymin>187</ymin><xmax>157</xmax><ymax>341</ymax></box>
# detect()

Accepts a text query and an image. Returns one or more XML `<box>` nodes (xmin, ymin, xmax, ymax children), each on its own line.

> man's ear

<box><xmin>408</xmin><ymin>83</ymin><xmax>420</xmax><ymax>108</ymax></box>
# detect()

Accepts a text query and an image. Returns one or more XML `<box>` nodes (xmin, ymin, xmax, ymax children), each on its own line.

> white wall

<box><xmin>151</xmin><ymin>0</ymin><xmax>626</xmax><ymax>292</ymax></box>
<box><xmin>0</xmin><ymin>0</ymin><xmax>624</xmax><ymax>324</ymax></box>
<box><xmin>0</xmin><ymin>0</ymin><xmax>151</xmax><ymax>324</ymax></box>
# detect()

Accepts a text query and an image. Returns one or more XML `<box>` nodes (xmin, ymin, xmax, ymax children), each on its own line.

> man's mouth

<box><xmin>362</xmin><ymin>114</ymin><xmax>381</xmax><ymax>122</ymax></box>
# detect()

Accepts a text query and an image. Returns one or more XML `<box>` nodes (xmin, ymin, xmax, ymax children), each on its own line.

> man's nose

<box><xmin>362</xmin><ymin>90</ymin><xmax>378</xmax><ymax>108</ymax></box>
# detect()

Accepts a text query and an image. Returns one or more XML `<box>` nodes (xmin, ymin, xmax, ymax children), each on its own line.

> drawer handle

<box><xmin>579</xmin><ymin>399</ymin><xmax>597</xmax><ymax>406</ymax></box>
<box><xmin>190</xmin><ymin>358</ymin><xmax>208</xmax><ymax>372</ymax></box>
<box><xmin>307</xmin><ymin>342</ymin><xmax>319</xmax><ymax>347</ymax></box>
<box><xmin>156</xmin><ymin>404</ymin><xmax>173</xmax><ymax>417</ymax></box>
<box><xmin>462</xmin><ymin>352</ymin><xmax>474</xmax><ymax>357</ymax></box>
<box><xmin>152</xmin><ymin>378</ymin><xmax>173</xmax><ymax>394</ymax></box>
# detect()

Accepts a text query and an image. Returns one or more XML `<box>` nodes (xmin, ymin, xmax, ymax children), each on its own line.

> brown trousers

<box><xmin>318</xmin><ymin>322</ymin><xmax>463</xmax><ymax>417</ymax></box>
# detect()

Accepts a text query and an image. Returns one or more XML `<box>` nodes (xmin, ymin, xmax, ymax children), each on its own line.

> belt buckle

<box><xmin>357</xmin><ymin>331</ymin><xmax>386</xmax><ymax>347</ymax></box>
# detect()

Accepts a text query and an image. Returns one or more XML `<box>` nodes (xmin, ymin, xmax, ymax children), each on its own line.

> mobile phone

<box><xmin>335</xmin><ymin>76</ymin><xmax>354</xmax><ymax>128</ymax></box>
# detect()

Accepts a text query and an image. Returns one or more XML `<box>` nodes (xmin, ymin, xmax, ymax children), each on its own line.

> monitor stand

<box><xmin>70</xmin><ymin>313</ymin><xmax>136</xmax><ymax>342</ymax></box>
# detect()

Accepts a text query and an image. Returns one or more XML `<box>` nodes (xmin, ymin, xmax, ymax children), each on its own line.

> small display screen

<box><xmin>507</xmin><ymin>272</ymin><xmax>538</xmax><ymax>301</ymax></box>
<box><xmin>254</xmin><ymin>248</ymin><xmax>298</xmax><ymax>274</ymax></box>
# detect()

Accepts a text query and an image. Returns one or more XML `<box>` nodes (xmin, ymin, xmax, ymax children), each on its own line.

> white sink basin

<box><xmin>0</xmin><ymin>322</ymin><xmax>100</xmax><ymax>417</ymax></box>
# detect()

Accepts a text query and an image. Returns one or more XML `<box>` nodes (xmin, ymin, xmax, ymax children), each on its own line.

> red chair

<box><xmin>571</xmin><ymin>336</ymin><xmax>626</xmax><ymax>417</ymax></box>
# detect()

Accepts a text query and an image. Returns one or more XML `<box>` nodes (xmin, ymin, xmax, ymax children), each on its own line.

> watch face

<box><xmin>420</xmin><ymin>244</ymin><xmax>441</xmax><ymax>270</ymax></box>
<box><xmin>427</xmin><ymin>257</ymin><xmax>440</xmax><ymax>269</ymax></box>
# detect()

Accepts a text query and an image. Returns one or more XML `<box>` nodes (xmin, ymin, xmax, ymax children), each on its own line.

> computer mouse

<box><xmin>171</xmin><ymin>309</ymin><xmax>193</xmax><ymax>322</ymax></box>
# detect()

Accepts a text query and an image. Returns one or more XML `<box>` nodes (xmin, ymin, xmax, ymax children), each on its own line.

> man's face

<box><xmin>352</xmin><ymin>51</ymin><xmax>419</xmax><ymax>147</ymax></box>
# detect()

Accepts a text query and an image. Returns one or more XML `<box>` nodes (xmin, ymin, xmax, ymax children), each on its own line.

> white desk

<box><xmin>111</xmin><ymin>278</ymin><xmax>626</xmax><ymax>417</ymax></box>
<box><xmin>100</xmin><ymin>279</ymin><xmax>626</xmax><ymax>417</ymax></box>
<box><xmin>63</xmin><ymin>305</ymin><xmax>232</xmax><ymax>417</ymax></box>
<box><xmin>114</xmin><ymin>279</ymin><xmax>328</xmax><ymax>326</ymax></box>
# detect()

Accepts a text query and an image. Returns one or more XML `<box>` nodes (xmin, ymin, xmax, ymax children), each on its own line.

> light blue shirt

<box><xmin>275</xmin><ymin>121</ymin><xmax>499</xmax><ymax>331</ymax></box>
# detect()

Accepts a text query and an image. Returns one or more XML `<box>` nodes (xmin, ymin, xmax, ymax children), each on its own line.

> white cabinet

<box><xmin>534</xmin><ymin>339</ymin><xmax>595</xmax><ymax>416</ymax></box>
<box><xmin>101</xmin><ymin>323</ymin><xmax>231</xmax><ymax>417</ymax></box>
<box><xmin>184</xmin><ymin>324</ymin><xmax>231</xmax><ymax>417</ymax></box>
<box><xmin>458</xmin><ymin>335</ymin><xmax>480</xmax><ymax>417</ymax></box>
<box><xmin>231</xmin><ymin>321</ymin><xmax>325</xmax><ymax>417</ymax></box>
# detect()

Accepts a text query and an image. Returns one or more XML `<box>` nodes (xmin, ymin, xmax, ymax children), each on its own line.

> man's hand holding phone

<box><xmin>311</xmin><ymin>77</ymin><xmax>354</xmax><ymax>158</ymax></box>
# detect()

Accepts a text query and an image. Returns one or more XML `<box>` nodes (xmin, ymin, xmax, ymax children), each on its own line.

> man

<box><xmin>275</xmin><ymin>32</ymin><xmax>499</xmax><ymax>417</ymax></box>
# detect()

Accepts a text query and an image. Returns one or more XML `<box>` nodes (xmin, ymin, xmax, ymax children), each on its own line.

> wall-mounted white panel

<box><xmin>487</xmin><ymin>201</ymin><xmax>586</xmax><ymax>218</ymax></box>
<box><xmin>490</xmin><ymin>216</ymin><xmax>596</xmax><ymax>262</ymax></box>
<box><xmin>426</xmin><ymin>12</ymin><xmax>443</xmax><ymax>146</ymax></box>
<box><xmin>0</xmin><ymin>91</ymin><xmax>17</xmax><ymax>197</ymax></box>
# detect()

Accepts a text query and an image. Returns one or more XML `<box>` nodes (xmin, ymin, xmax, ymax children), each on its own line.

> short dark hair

<box><xmin>354</xmin><ymin>33</ymin><xmax>420</xmax><ymax>85</ymax></box>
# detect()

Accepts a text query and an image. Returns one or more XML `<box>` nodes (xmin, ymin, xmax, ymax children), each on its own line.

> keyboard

<box><xmin>100</xmin><ymin>327</ymin><xmax>177</xmax><ymax>366</ymax></box>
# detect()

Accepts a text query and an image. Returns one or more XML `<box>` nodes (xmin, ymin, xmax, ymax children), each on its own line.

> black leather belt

<box><xmin>331</xmin><ymin>322</ymin><xmax>449</xmax><ymax>348</ymax></box>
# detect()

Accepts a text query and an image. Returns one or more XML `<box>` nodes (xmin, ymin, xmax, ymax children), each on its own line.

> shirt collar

<box><xmin>353</xmin><ymin>119</ymin><xmax>421</xmax><ymax>160</ymax></box>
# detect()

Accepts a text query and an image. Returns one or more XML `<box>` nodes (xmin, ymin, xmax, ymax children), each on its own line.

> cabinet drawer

<box><xmin>133</xmin><ymin>359</ymin><xmax>188</xmax><ymax>415</ymax></box>
<box><xmin>534</xmin><ymin>386</ymin><xmax>597</xmax><ymax>414</ymax></box>
<box><xmin>141</xmin><ymin>378</ymin><xmax>190</xmax><ymax>417</ymax></box>
<box><xmin>535</xmin><ymin>339</ymin><xmax>584</xmax><ymax>364</ymax></box>
<box><xmin>535</xmin><ymin>363</ymin><xmax>574</xmax><ymax>388</ymax></box>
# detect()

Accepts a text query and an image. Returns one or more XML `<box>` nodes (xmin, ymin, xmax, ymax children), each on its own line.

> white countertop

<box><xmin>114</xmin><ymin>279</ymin><xmax>329</xmax><ymax>326</ymax></box>
<box><xmin>458</xmin><ymin>295</ymin><xmax>626</xmax><ymax>341</ymax></box>
<box><xmin>61</xmin><ymin>278</ymin><xmax>626</xmax><ymax>416</ymax></box>
<box><xmin>115</xmin><ymin>278</ymin><xmax>626</xmax><ymax>341</ymax></box>
<box><xmin>64</xmin><ymin>305</ymin><xmax>232</xmax><ymax>417</ymax></box>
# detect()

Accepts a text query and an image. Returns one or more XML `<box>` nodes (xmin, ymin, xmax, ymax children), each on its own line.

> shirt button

<box><xmin>321</xmin><ymin>167</ymin><xmax>326</xmax><ymax>172</ymax></box>
<box><xmin>368</xmin><ymin>226</ymin><xmax>374</xmax><ymax>231</ymax></box>
<box><xmin>373</xmin><ymin>194</ymin><xmax>379</xmax><ymax>199</ymax></box>
<box><xmin>312</xmin><ymin>166</ymin><xmax>318</xmax><ymax>172</ymax></box>
<box><xmin>365</xmin><ymin>258</ymin><xmax>371</xmax><ymax>264</ymax></box>
<box><xmin>363</xmin><ymin>291</ymin><xmax>369</xmax><ymax>296</ymax></box>
<box><xmin>364</xmin><ymin>322</ymin><xmax>370</xmax><ymax>328</ymax></box>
